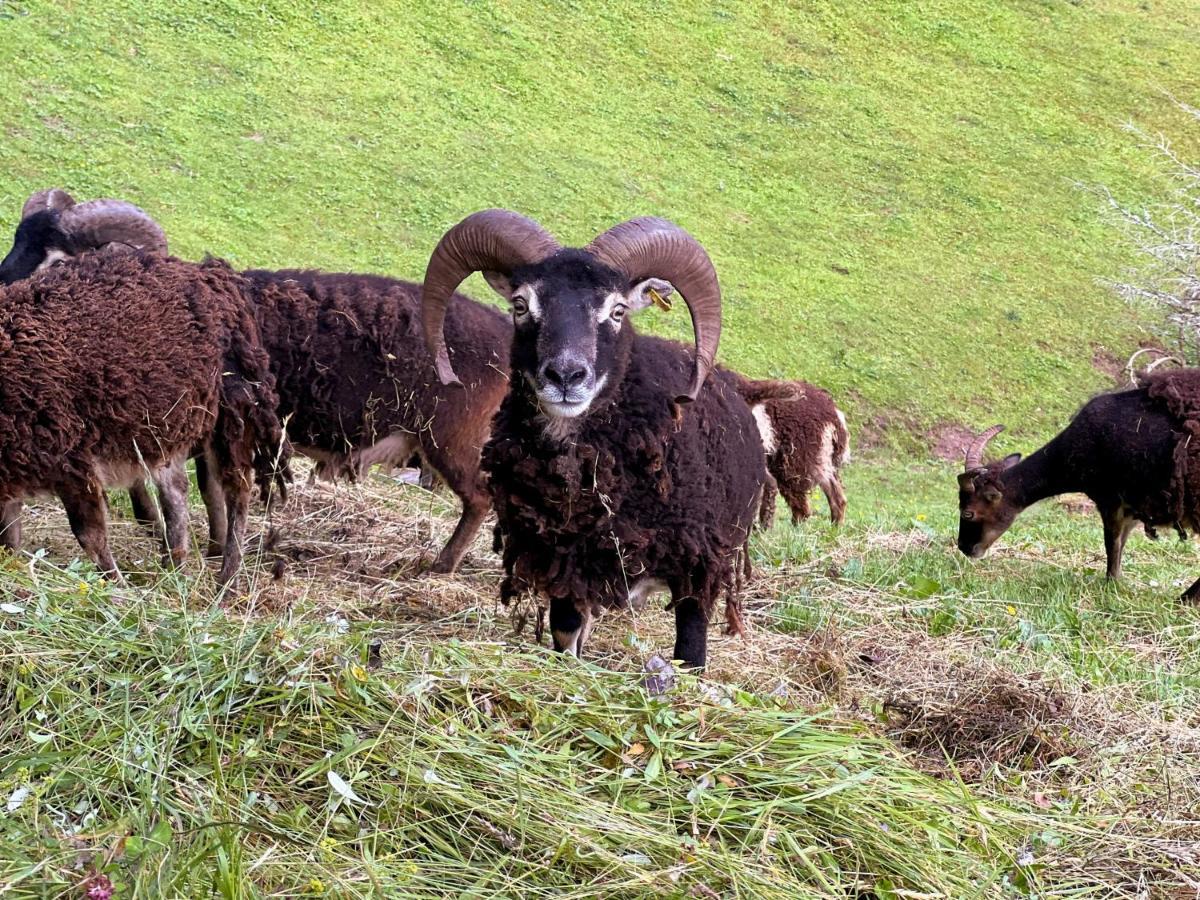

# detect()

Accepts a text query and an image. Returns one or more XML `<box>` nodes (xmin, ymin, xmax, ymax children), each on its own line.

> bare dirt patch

<box><xmin>927</xmin><ymin>422</ymin><xmax>976</xmax><ymax>463</ymax></box>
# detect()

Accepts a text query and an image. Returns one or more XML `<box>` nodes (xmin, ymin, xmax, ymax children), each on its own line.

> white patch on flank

<box><xmin>36</xmin><ymin>249</ymin><xmax>69</xmax><ymax>272</ymax></box>
<box><xmin>95</xmin><ymin>452</ymin><xmax>186</xmax><ymax>490</ymax></box>
<box><xmin>352</xmin><ymin>432</ymin><xmax>418</xmax><ymax>474</ymax></box>
<box><xmin>303</xmin><ymin>432</ymin><xmax>418</xmax><ymax>481</ymax></box>
<box><xmin>816</xmin><ymin>422</ymin><xmax>837</xmax><ymax>484</ymax></box>
<box><xmin>627</xmin><ymin>577</ymin><xmax>668</xmax><ymax>610</ymax></box>
<box><xmin>835</xmin><ymin>408</ymin><xmax>851</xmax><ymax>464</ymax></box>
<box><xmin>751</xmin><ymin>404</ymin><xmax>777</xmax><ymax>454</ymax></box>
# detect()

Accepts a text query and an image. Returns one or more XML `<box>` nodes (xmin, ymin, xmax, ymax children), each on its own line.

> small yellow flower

<box><xmin>1006</xmin><ymin>605</ymin><xmax>1017</xmax><ymax>616</ymax></box>
<box><xmin>77</xmin><ymin>582</ymin><xmax>89</xmax><ymax>595</ymax></box>
<box><xmin>348</xmin><ymin>664</ymin><xmax>369</xmax><ymax>683</ymax></box>
<box><xmin>915</xmin><ymin>514</ymin><xmax>927</xmax><ymax>522</ymax></box>
<box><xmin>306</xmin><ymin>878</ymin><xmax>326</xmax><ymax>894</ymax></box>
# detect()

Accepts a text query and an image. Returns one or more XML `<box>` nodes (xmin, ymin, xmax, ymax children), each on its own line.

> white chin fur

<box><xmin>538</xmin><ymin>396</ymin><xmax>592</xmax><ymax>418</ymax></box>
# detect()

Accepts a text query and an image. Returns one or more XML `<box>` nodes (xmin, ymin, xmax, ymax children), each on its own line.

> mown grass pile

<box><xmin>0</xmin><ymin>559</ymin><xmax>1043</xmax><ymax>898</ymax></box>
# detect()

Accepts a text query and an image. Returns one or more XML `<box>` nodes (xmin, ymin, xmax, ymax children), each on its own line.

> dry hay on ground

<box><xmin>12</xmin><ymin>463</ymin><xmax>1200</xmax><ymax>798</ymax></box>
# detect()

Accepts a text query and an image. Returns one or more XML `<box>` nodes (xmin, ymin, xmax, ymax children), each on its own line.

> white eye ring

<box><xmin>611</xmin><ymin>304</ymin><xmax>627</xmax><ymax>321</ymax></box>
<box><xmin>512</xmin><ymin>298</ymin><xmax>528</xmax><ymax>316</ymax></box>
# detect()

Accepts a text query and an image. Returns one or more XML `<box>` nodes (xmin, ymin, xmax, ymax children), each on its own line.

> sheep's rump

<box><xmin>0</xmin><ymin>253</ymin><xmax>285</xmax><ymax>499</ymax></box>
<box><xmin>485</xmin><ymin>335</ymin><xmax>765</xmax><ymax>628</ymax></box>
<box><xmin>1143</xmin><ymin>369</ymin><xmax>1200</xmax><ymax>533</ymax></box>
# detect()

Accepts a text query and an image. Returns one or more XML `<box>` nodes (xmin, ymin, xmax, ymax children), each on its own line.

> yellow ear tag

<box><xmin>648</xmin><ymin>287</ymin><xmax>672</xmax><ymax>311</ymax></box>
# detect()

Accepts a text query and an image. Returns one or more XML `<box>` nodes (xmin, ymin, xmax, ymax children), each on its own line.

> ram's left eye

<box><xmin>611</xmin><ymin>304</ymin><xmax>627</xmax><ymax>322</ymax></box>
<box><xmin>512</xmin><ymin>298</ymin><xmax>528</xmax><ymax>316</ymax></box>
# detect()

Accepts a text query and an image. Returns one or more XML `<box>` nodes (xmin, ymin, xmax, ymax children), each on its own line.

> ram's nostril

<box><xmin>543</xmin><ymin>358</ymin><xmax>590</xmax><ymax>391</ymax></box>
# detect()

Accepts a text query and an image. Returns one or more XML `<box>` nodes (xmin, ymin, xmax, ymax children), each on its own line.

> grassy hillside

<box><xmin>1</xmin><ymin>0</ymin><xmax>1198</xmax><ymax>450</ymax></box>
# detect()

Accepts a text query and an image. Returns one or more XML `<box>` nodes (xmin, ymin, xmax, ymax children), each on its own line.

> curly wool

<box><xmin>244</xmin><ymin>269</ymin><xmax>509</xmax><ymax>476</ymax></box>
<box><xmin>0</xmin><ymin>253</ymin><xmax>286</xmax><ymax>503</ymax></box>
<box><xmin>1142</xmin><ymin>369</ymin><xmax>1200</xmax><ymax>533</ymax></box>
<box><xmin>484</xmin><ymin>333</ymin><xmax>765</xmax><ymax>631</ymax></box>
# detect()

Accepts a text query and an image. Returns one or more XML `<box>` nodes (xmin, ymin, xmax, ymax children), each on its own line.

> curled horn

<box><xmin>586</xmin><ymin>218</ymin><xmax>721</xmax><ymax>403</ymax></box>
<box><xmin>58</xmin><ymin>199</ymin><xmax>167</xmax><ymax>256</ymax></box>
<box><xmin>421</xmin><ymin>209</ymin><xmax>561</xmax><ymax>385</ymax></box>
<box><xmin>964</xmin><ymin>424</ymin><xmax>1004</xmax><ymax>471</ymax></box>
<box><xmin>21</xmin><ymin>188</ymin><xmax>76</xmax><ymax>221</ymax></box>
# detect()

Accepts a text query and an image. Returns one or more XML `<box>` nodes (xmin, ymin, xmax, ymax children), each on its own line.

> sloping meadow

<box><xmin>0</xmin><ymin>557</ymin><xmax>1079</xmax><ymax>898</ymax></box>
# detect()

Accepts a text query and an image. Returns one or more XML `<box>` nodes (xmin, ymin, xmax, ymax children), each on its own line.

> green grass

<box><xmin>1</xmin><ymin>0</ymin><xmax>1199</xmax><ymax>449</ymax></box>
<box><xmin>0</xmin><ymin>561</ymin><xmax>1033</xmax><ymax>898</ymax></box>
<box><xmin>3</xmin><ymin>1</ymin><xmax>1200</xmax><ymax>895</ymax></box>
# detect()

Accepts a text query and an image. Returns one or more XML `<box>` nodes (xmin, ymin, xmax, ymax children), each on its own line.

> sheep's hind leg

<box><xmin>428</xmin><ymin>451</ymin><xmax>490</xmax><ymax>574</ymax></box>
<box><xmin>672</xmin><ymin>592</ymin><xmax>709</xmax><ymax>671</ymax></box>
<box><xmin>1101</xmin><ymin>506</ymin><xmax>1135</xmax><ymax>580</ymax></box>
<box><xmin>155</xmin><ymin>459</ymin><xmax>191</xmax><ymax>567</ymax></box>
<box><xmin>821</xmin><ymin>474</ymin><xmax>847</xmax><ymax>525</ymax></box>
<box><xmin>432</xmin><ymin>492</ymin><xmax>489</xmax><ymax>574</ymax></box>
<box><xmin>215</xmin><ymin>464</ymin><xmax>252</xmax><ymax>589</ymax></box>
<box><xmin>758</xmin><ymin>472</ymin><xmax>778</xmax><ymax>530</ymax></box>
<box><xmin>128</xmin><ymin>479</ymin><xmax>157</xmax><ymax>530</ymax></box>
<box><xmin>0</xmin><ymin>500</ymin><xmax>22</xmax><ymax>552</ymax></box>
<box><xmin>195</xmin><ymin>454</ymin><xmax>227</xmax><ymax>559</ymax></box>
<box><xmin>59</xmin><ymin>479</ymin><xmax>120</xmax><ymax>580</ymax></box>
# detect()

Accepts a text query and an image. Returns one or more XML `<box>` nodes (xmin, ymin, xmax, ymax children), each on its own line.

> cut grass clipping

<box><xmin>0</xmin><ymin>560</ymin><xmax>1044</xmax><ymax>898</ymax></box>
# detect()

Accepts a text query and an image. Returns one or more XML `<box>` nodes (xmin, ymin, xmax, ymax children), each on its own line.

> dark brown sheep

<box><xmin>0</xmin><ymin>253</ymin><xmax>288</xmax><ymax>583</ymax></box>
<box><xmin>0</xmin><ymin>190</ymin><xmax>174</xmax><ymax>531</ymax></box>
<box><xmin>958</xmin><ymin>368</ymin><xmax>1200</xmax><ymax>601</ymax></box>
<box><xmin>731</xmin><ymin>376</ymin><xmax>850</xmax><ymax>527</ymax></box>
<box><xmin>421</xmin><ymin>210</ymin><xmax>769</xmax><ymax>670</ymax></box>
<box><xmin>1</xmin><ymin>191</ymin><xmax>509</xmax><ymax>574</ymax></box>
<box><xmin>239</xmin><ymin>269</ymin><xmax>511</xmax><ymax>572</ymax></box>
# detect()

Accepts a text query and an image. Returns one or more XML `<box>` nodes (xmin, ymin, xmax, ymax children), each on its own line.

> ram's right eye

<box><xmin>512</xmin><ymin>298</ymin><xmax>528</xmax><ymax>316</ymax></box>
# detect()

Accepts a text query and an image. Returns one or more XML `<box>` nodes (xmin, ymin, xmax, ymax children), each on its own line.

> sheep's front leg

<box><xmin>0</xmin><ymin>500</ymin><xmax>22</xmax><ymax>552</ymax></box>
<box><xmin>549</xmin><ymin>596</ymin><xmax>595</xmax><ymax>658</ymax></box>
<box><xmin>59</xmin><ymin>479</ymin><xmax>120</xmax><ymax>579</ymax></box>
<box><xmin>672</xmin><ymin>594</ymin><xmax>708</xmax><ymax>671</ymax></box>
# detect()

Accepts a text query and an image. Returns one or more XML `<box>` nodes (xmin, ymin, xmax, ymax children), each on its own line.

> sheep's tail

<box><xmin>833</xmin><ymin>407</ymin><xmax>851</xmax><ymax>467</ymax></box>
<box><xmin>220</xmin><ymin>309</ymin><xmax>293</xmax><ymax>506</ymax></box>
<box><xmin>217</xmin><ymin>372</ymin><xmax>292</xmax><ymax>506</ymax></box>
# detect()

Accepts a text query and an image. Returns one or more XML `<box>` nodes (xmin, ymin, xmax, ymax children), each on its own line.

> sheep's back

<box><xmin>245</xmin><ymin>269</ymin><xmax>510</xmax><ymax>455</ymax></box>
<box><xmin>0</xmin><ymin>254</ymin><xmax>251</xmax><ymax>489</ymax></box>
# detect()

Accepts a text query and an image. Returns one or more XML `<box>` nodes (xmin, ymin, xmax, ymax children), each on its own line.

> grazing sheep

<box><xmin>731</xmin><ymin>376</ymin><xmax>850</xmax><ymax>527</ymax></box>
<box><xmin>0</xmin><ymin>252</ymin><xmax>288</xmax><ymax>583</ymax></box>
<box><xmin>421</xmin><ymin>209</ymin><xmax>770</xmax><ymax>669</ymax></box>
<box><xmin>2</xmin><ymin>191</ymin><xmax>509</xmax><ymax>573</ymax></box>
<box><xmin>957</xmin><ymin>368</ymin><xmax>1200</xmax><ymax>601</ymax></box>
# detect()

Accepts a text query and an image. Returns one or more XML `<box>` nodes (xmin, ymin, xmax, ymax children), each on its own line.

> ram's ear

<box><xmin>625</xmin><ymin>277</ymin><xmax>674</xmax><ymax>312</ymax></box>
<box><xmin>1001</xmin><ymin>453</ymin><xmax>1022</xmax><ymax>469</ymax></box>
<box><xmin>482</xmin><ymin>271</ymin><xmax>514</xmax><ymax>300</ymax></box>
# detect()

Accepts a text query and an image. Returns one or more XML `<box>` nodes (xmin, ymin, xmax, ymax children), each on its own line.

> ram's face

<box><xmin>0</xmin><ymin>213</ymin><xmax>68</xmax><ymax>286</ymax></box>
<box><xmin>956</xmin><ymin>458</ymin><xmax>1021</xmax><ymax>557</ymax></box>
<box><xmin>486</xmin><ymin>249</ymin><xmax>674</xmax><ymax>420</ymax></box>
